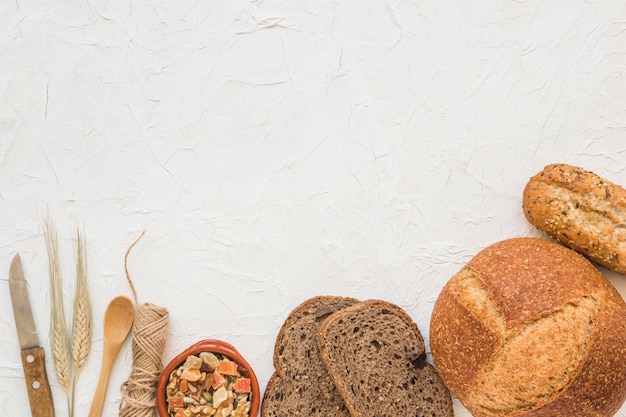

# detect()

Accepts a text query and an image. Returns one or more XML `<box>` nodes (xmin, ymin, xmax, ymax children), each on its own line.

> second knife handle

<box><xmin>21</xmin><ymin>346</ymin><xmax>55</xmax><ymax>417</ymax></box>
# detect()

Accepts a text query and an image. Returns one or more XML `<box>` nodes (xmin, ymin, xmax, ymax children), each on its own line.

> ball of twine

<box><xmin>119</xmin><ymin>232</ymin><xmax>170</xmax><ymax>417</ymax></box>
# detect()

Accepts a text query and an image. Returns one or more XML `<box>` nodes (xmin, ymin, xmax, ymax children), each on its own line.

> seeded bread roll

<box><xmin>317</xmin><ymin>299</ymin><xmax>454</xmax><ymax>417</ymax></box>
<box><xmin>430</xmin><ymin>237</ymin><xmax>626</xmax><ymax>417</ymax></box>
<box><xmin>261</xmin><ymin>296</ymin><xmax>359</xmax><ymax>417</ymax></box>
<box><xmin>523</xmin><ymin>163</ymin><xmax>626</xmax><ymax>275</ymax></box>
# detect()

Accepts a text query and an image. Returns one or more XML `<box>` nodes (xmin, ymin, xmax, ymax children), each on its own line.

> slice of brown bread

<box><xmin>317</xmin><ymin>299</ymin><xmax>454</xmax><ymax>417</ymax></box>
<box><xmin>261</xmin><ymin>295</ymin><xmax>360</xmax><ymax>417</ymax></box>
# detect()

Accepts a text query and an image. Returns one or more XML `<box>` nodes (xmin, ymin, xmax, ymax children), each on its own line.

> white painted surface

<box><xmin>2</xmin><ymin>1</ymin><xmax>626</xmax><ymax>416</ymax></box>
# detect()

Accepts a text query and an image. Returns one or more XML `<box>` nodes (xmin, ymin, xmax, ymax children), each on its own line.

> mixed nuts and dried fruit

<box><xmin>166</xmin><ymin>352</ymin><xmax>252</xmax><ymax>417</ymax></box>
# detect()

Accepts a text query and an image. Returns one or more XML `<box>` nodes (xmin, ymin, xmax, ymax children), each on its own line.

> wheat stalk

<box><xmin>44</xmin><ymin>220</ymin><xmax>71</xmax><ymax>397</ymax></box>
<box><xmin>70</xmin><ymin>226</ymin><xmax>92</xmax><ymax>417</ymax></box>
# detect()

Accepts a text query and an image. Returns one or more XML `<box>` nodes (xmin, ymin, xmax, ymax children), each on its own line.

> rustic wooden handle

<box><xmin>20</xmin><ymin>347</ymin><xmax>55</xmax><ymax>417</ymax></box>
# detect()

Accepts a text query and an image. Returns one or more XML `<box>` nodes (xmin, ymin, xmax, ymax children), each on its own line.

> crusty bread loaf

<box><xmin>523</xmin><ymin>163</ymin><xmax>626</xmax><ymax>275</ymax></box>
<box><xmin>430</xmin><ymin>237</ymin><xmax>626</xmax><ymax>417</ymax></box>
<box><xmin>261</xmin><ymin>296</ymin><xmax>359</xmax><ymax>417</ymax></box>
<box><xmin>317</xmin><ymin>299</ymin><xmax>454</xmax><ymax>417</ymax></box>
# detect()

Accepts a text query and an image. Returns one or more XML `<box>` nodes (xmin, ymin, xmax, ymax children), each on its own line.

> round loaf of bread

<box><xmin>430</xmin><ymin>237</ymin><xmax>626</xmax><ymax>417</ymax></box>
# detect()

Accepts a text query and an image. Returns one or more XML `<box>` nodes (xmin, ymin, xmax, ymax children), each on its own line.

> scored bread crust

<box><xmin>260</xmin><ymin>295</ymin><xmax>359</xmax><ymax>417</ymax></box>
<box><xmin>317</xmin><ymin>299</ymin><xmax>454</xmax><ymax>417</ymax></box>
<box><xmin>523</xmin><ymin>163</ymin><xmax>626</xmax><ymax>275</ymax></box>
<box><xmin>430</xmin><ymin>237</ymin><xmax>626</xmax><ymax>417</ymax></box>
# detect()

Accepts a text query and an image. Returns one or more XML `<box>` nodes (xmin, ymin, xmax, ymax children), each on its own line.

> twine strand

<box><xmin>123</xmin><ymin>230</ymin><xmax>144</xmax><ymax>304</ymax></box>
<box><xmin>119</xmin><ymin>232</ymin><xmax>169</xmax><ymax>417</ymax></box>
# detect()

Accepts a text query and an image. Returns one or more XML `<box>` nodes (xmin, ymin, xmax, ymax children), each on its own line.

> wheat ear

<box><xmin>70</xmin><ymin>227</ymin><xmax>92</xmax><ymax>417</ymax></box>
<box><xmin>44</xmin><ymin>220</ymin><xmax>71</xmax><ymax>396</ymax></box>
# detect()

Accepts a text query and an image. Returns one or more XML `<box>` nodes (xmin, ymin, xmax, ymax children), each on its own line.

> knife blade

<box><xmin>9</xmin><ymin>253</ymin><xmax>55</xmax><ymax>417</ymax></box>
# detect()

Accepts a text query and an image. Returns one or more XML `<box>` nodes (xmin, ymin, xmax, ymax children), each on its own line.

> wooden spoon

<box><xmin>88</xmin><ymin>295</ymin><xmax>135</xmax><ymax>417</ymax></box>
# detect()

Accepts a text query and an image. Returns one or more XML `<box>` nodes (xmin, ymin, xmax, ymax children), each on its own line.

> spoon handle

<box><xmin>88</xmin><ymin>344</ymin><xmax>120</xmax><ymax>417</ymax></box>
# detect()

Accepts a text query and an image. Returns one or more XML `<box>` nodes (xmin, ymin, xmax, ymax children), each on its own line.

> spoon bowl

<box><xmin>88</xmin><ymin>295</ymin><xmax>135</xmax><ymax>417</ymax></box>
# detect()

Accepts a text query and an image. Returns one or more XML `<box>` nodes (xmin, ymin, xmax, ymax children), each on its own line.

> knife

<box><xmin>9</xmin><ymin>253</ymin><xmax>55</xmax><ymax>417</ymax></box>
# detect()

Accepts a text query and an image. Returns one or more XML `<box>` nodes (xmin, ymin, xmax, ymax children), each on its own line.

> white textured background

<box><xmin>2</xmin><ymin>1</ymin><xmax>626</xmax><ymax>416</ymax></box>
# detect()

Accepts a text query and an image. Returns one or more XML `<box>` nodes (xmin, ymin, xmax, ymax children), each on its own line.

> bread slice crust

<box><xmin>523</xmin><ymin>163</ymin><xmax>626</xmax><ymax>275</ymax></box>
<box><xmin>261</xmin><ymin>295</ymin><xmax>359</xmax><ymax>417</ymax></box>
<box><xmin>317</xmin><ymin>299</ymin><xmax>454</xmax><ymax>417</ymax></box>
<box><xmin>430</xmin><ymin>237</ymin><xmax>626</xmax><ymax>417</ymax></box>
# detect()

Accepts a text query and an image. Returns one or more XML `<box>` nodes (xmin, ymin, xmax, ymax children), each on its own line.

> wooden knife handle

<box><xmin>21</xmin><ymin>347</ymin><xmax>55</xmax><ymax>417</ymax></box>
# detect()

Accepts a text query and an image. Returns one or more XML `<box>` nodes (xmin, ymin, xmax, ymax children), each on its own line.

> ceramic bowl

<box><xmin>156</xmin><ymin>339</ymin><xmax>260</xmax><ymax>417</ymax></box>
